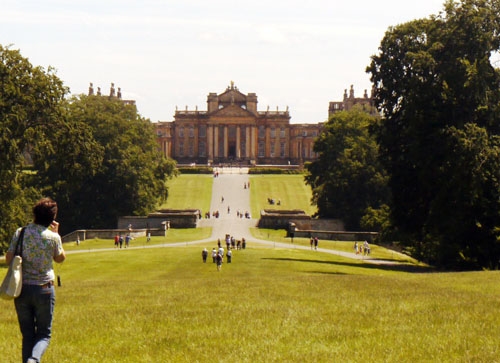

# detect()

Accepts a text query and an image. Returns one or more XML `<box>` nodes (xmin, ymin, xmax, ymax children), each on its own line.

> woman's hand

<box><xmin>50</xmin><ymin>221</ymin><xmax>60</xmax><ymax>233</ymax></box>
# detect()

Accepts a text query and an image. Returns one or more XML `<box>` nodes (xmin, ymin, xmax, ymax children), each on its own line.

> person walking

<box><xmin>5</xmin><ymin>197</ymin><xmax>66</xmax><ymax>363</ymax></box>
<box><xmin>125</xmin><ymin>234</ymin><xmax>132</xmax><ymax>248</ymax></box>
<box><xmin>227</xmin><ymin>248</ymin><xmax>232</xmax><ymax>263</ymax></box>
<box><xmin>202</xmin><ymin>248</ymin><xmax>208</xmax><ymax>263</ymax></box>
<box><xmin>212</xmin><ymin>248</ymin><xmax>217</xmax><ymax>263</ymax></box>
<box><xmin>216</xmin><ymin>252</ymin><xmax>223</xmax><ymax>271</ymax></box>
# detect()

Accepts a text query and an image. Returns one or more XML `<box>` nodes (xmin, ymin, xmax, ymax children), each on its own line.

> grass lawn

<box><xmin>249</xmin><ymin>174</ymin><xmax>317</xmax><ymax>217</ymax></box>
<box><xmin>1</xmin><ymin>246</ymin><xmax>498</xmax><ymax>362</ymax></box>
<box><xmin>250</xmin><ymin>228</ymin><xmax>419</xmax><ymax>264</ymax></box>
<box><xmin>63</xmin><ymin>229</ymin><xmax>212</xmax><ymax>252</ymax></box>
<box><xmin>2</xmin><ymin>173</ymin><xmax>497</xmax><ymax>362</ymax></box>
<box><xmin>160</xmin><ymin>174</ymin><xmax>213</xmax><ymax>211</ymax></box>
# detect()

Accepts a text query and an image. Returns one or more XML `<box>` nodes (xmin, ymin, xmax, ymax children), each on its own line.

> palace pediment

<box><xmin>218</xmin><ymin>89</ymin><xmax>247</xmax><ymax>105</ymax></box>
<box><xmin>210</xmin><ymin>104</ymin><xmax>255</xmax><ymax>118</ymax></box>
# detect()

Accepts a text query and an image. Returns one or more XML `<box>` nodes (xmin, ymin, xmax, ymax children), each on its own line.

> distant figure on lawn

<box><xmin>314</xmin><ymin>237</ymin><xmax>318</xmax><ymax>250</ymax></box>
<box><xmin>212</xmin><ymin>248</ymin><xmax>217</xmax><ymax>263</ymax></box>
<box><xmin>216</xmin><ymin>252</ymin><xmax>223</xmax><ymax>271</ymax></box>
<box><xmin>202</xmin><ymin>248</ymin><xmax>208</xmax><ymax>263</ymax></box>
<box><xmin>125</xmin><ymin>234</ymin><xmax>133</xmax><ymax>248</ymax></box>
<box><xmin>363</xmin><ymin>241</ymin><xmax>371</xmax><ymax>255</ymax></box>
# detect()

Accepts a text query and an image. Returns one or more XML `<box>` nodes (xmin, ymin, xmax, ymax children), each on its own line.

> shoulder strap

<box><xmin>15</xmin><ymin>227</ymin><xmax>26</xmax><ymax>257</ymax></box>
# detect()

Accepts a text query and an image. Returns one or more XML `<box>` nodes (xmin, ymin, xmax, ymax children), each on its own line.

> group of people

<box><xmin>267</xmin><ymin>197</ymin><xmax>281</xmax><ymax>205</ymax></box>
<box><xmin>310</xmin><ymin>236</ymin><xmax>319</xmax><ymax>250</ymax></box>
<box><xmin>202</xmin><ymin>193</ymin><xmax>251</xmax><ymax>219</ymax></box>
<box><xmin>201</xmin><ymin>235</ymin><xmax>246</xmax><ymax>271</ymax></box>
<box><xmin>114</xmin><ymin>234</ymin><xmax>133</xmax><ymax>248</ymax></box>
<box><xmin>354</xmin><ymin>240</ymin><xmax>371</xmax><ymax>255</ymax></box>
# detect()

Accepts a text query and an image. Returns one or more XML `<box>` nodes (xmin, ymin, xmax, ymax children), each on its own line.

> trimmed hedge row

<box><xmin>177</xmin><ymin>166</ymin><xmax>214</xmax><ymax>174</ymax></box>
<box><xmin>248</xmin><ymin>167</ymin><xmax>304</xmax><ymax>175</ymax></box>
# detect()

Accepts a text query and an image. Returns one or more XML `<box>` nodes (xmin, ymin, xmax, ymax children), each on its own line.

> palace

<box><xmin>155</xmin><ymin>82</ymin><xmax>324</xmax><ymax>166</ymax></box>
<box><xmin>88</xmin><ymin>82</ymin><xmax>136</xmax><ymax>106</ymax></box>
<box><xmin>328</xmin><ymin>84</ymin><xmax>377</xmax><ymax>118</ymax></box>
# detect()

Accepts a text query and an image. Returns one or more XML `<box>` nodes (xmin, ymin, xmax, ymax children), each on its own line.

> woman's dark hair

<box><xmin>33</xmin><ymin>198</ymin><xmax>58</xmax><ymax>227</ymax></box>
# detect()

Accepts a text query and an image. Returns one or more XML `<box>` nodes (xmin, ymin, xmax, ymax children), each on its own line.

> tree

<box><xmin>305</xmin><ymin>107</ymin><xmax>389</xmax><ymax>231</ymax></box>
<box><xmin>0</xmin><ymin>45</ymin><xmax>68</xmax><ymax>253</ymax></box>
<box><xmin>367</xmin><ymin>0</ymin><xmax>500</xmax><ymax>269</ymax></box>
<box><xmin>33</xmin><ymin>95</ymin><xmax>178</xmax><ymax>234</ymax></box>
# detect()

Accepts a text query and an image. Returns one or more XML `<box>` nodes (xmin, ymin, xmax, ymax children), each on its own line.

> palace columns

<box><xmin>250</xmin><ymin>126</ymin><xmax>257</xmax><ymax>160</ymax></box>
<box><xmin>245</xmin><ymin>126</ymin><xmax>250</xmax><ymax>158</ymax></box>
<box><xmin>236</xmin><ymin>126</ymin><xmax>241</xmax><ymax>159</ymax></box>
<box><xmin>224</xmin><ymin>126</ymin><xmax>228</xmax><ymax>157</ymax></box>
<box><xmin>213</xmin><ymin>126</ymin><xmax>219</xmax><ymax>158</ymax></box>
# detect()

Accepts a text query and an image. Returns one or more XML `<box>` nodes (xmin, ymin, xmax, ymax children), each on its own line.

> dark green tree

<box><xmin>305</xmin><ymin>107</ymin><xmax>389</xmax><ymax>230</ymax></box>
<box><xmin>367</xmin><ymin>0</ymin><xmax>500</xmax><ymax>269</ymax></box>
<box><xmin>0</xmin><ymin>45</ymin><xmax>68</xmax><ymax>252</ymax></box>
<box><xmin>33</xmin><ymin>95</ymin><xmax>177</xmax><ymax>234</ymax></box>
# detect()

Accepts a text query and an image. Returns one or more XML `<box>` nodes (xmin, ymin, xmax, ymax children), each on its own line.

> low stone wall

<box><xmin>258</xmin><ymin>209</ymin><xmax>310</xmax><ymax>229</ymax></box>
<box><xmin>291</xmin><ymin>218</ymin><xmax>345</xmax><ymax>232</ymax></box>
<box><xmin>118</xmin><ymin>209</ymin><xmax>200</xmax><ymax>229</ymax></box>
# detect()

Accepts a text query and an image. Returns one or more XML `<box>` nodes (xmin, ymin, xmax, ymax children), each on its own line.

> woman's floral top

<box><xmin>7</xmin><ymin>223</ymin><xmax>64</xmax><ymax>285</ymax></box>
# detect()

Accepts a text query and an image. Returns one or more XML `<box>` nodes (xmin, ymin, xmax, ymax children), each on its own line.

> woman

<box><xmin>6</xmin><ymin>198</ymin><xmax>66</xmax><ymax>363</ymax></box>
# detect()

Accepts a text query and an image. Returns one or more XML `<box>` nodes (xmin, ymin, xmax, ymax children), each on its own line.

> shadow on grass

<box><xmin>261</xmin><ymin>257</ymin><xmax>434</xmax><ymax>273</ymax></box>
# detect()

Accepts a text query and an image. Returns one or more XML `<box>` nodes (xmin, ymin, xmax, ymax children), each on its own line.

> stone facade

<box><xmin>155</xmin><ymin>82</ymin><xmax>324</xmax><ymax>165</ymax></box>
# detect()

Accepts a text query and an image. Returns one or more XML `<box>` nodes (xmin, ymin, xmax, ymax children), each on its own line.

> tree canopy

<box><xmin>0</xmin><ymin>45</ymin><xmax>68</xmax><ymax>250</ymax></box>
<box><xmin>31</xmin><ymin>95</ymin><xmax>178</xmax><ymax>234</ymax></box>
<box><xmin>305</xmin><ymin>107</ymin><xmax>389</xmax><ymax>231</ymax></box>
<box><xmin>0</xmin><ymin>45</ymin><xmax>177</xmax><ymax>252</ymax></box>
<box><xmin>367</xmin><ymin>0</ymin><xmax>500</xmax><ymax>269</ymax></box>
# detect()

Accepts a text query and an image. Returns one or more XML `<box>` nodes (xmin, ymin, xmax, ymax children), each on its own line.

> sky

<box><xmin>1</xmin><ymin>0</ymin><xmax>446</xmax><ymax>124</ymax></box>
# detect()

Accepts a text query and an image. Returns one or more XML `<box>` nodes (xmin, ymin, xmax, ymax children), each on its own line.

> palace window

<box><xmin>189</xmin><ymin>126</ymin><xmax>194</xmax><ymax>138</ymax></box>
<box><xmin>240</xmin><ymin>141</ymin><xmax>246</xmax><ymax>157</ymax></box>
<box><xmin>280</xmin><ymin>142</ymin><xmax>286</xmax><ymax>157</ymax></box>
<box><xmin>179</xmin><ymin>141</ymin><xmax>184</xmax><ymax>157</ymax></box>
<box><xmin>258</xmin><ymin>126</ymin><xmax>265</xmax><ymax>139</ymax></box>
<box><xmin>188</xmin><ymin>142</ymin><xmax>194</xmax><ymax>157</ymax></box>
<box><xmin>199</xmin><ymin>141</ymin><xmax>206</xmax><ymax>157</ymax></box>
<box><xmin>199</xmin><ymin>125</ymin><xmax>206</xmax><ymax>138</ymax></box>
<box><xmin>280</xmin><ymin>127</ymin><xmax>285</xmax><ymax>138</ymax></box>
<box><xmin>270</xmin><ymin>127</ymin><xmax>276</xmax><ymax>138</ymax></box>
<box><xmin>258</xmin><ymin>141</ymin><xmax>265</xmax><ymax>157</ymax></box>
<box><xmin>270</xmin><ymin>143</ymin><xmax>275</xmax><ymax>157</ymax></box>
<box><xmin>179</xmin><ymin>127</ymin><xmax>184</xmax><ymax>137</ymax></box>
